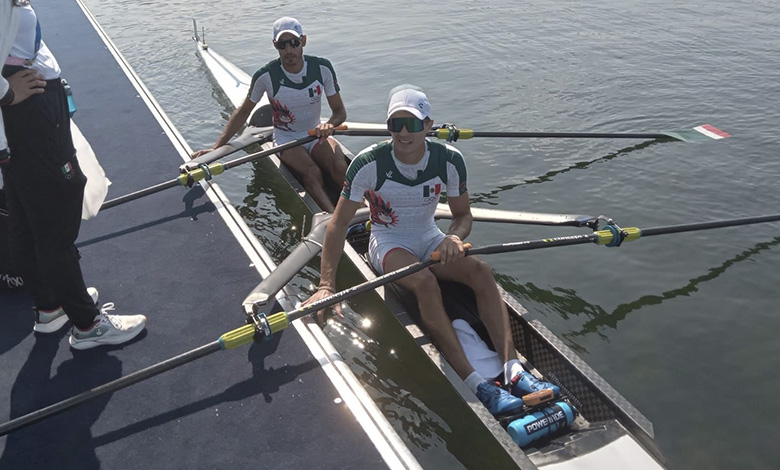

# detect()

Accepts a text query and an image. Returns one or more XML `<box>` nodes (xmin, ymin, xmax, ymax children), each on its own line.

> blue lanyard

<box><xmin>34</xmin><ymin>18</ymin><xmax>41</xmax><ymax>53</ymax></box>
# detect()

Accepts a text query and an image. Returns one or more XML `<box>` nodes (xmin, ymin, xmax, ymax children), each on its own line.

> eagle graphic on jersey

<box><xmin>365</xmin><ymin>190</ymin><xmax>398</xmax><ymax>227</ymax></box>
<box><xmin>270</xmin><ymin>98</ymin><xmax>295</xmax><ymax>131</ymax></box>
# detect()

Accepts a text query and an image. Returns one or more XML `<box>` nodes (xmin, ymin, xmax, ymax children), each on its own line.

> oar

<box><xmin>182</xmin><ymin>120</ymin><xmax>387</xmax><ymax>172</ymax></box>
<box><xmin>0</xmin><ymin>242</ymin><xmax>468</xmax><ymax>437</ymax></box>
<box><xmin>4</xmin><ymin>213</ymin><xmax>777</xmax><ymax>435</ymax></box>
<box><xmin>326</xmin><ymin>123</ymin><xmax>731</xmax><ymax>143</ymax></box>
<box><xmin>100</xmin><ymin>128</ymin><xmax>342</xmax><ymax>210</ymax></box>
<box><xmin>243</xmin><ymin>213</ymin><xmax>780</xmax><ymax>317</ymax></box>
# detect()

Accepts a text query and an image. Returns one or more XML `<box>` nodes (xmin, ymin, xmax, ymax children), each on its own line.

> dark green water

<box><xmin>83</xmin><ymin>1</ymin><xmax>780</xmax><ymax>468</ymax></box>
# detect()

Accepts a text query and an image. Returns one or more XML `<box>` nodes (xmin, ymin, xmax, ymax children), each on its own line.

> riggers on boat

<box><xmin>192</xmin><ymin>23</ymin><xmax>667</xmax><ymax>469</ymax></box>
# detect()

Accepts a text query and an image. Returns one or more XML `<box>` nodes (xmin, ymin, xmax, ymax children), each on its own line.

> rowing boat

<box><xmin>192</xmin><ymin>24</ymin><xmax>667</xmax><ymax>470</ymax></box>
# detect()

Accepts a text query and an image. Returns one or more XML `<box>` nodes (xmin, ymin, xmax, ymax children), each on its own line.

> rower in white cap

<box><xmin>304</xmin><ymin>85</ymin><xmax>560</xmax><ymax>417</ymax></box>
<box><xmin>192</xmin><ymin>17</ymin><xmax>348</xmax><ymax>212</ymax></box>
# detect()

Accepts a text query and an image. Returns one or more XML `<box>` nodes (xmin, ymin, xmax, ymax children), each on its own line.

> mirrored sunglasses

<box><xmin>387</xmin><ymin>117</ymin><xmax>426</xmax><ymax>133</ymax></box>
<box><xmin>274</xmin><ymin>38</ymin><xmax>301</xmax><ymax>50</ymax></box>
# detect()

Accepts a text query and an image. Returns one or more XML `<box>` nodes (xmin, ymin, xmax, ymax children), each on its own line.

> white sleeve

<box><xmin>445</xmin><ymin>146</ymin><xmax>468</xmax><ymax>196</ymax></box>
<box><xmin>342</xmin><ymin>153</ymin><xmax>377</xmax><ymax>203</ymax></box>
<box><xmin>320</xmin><ymin>64</ymin><xmax>338</xmax><ymax>97</ymax></box>
<box><xmin>248</xmin><ymin>72</ymin><xmax>271</xmax><ymax>103</ymax></box>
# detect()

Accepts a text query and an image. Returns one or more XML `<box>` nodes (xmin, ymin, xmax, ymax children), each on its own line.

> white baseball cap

<box><xmin>272</xmin><ymin>17</ymin><xmax>303</xmax><ymax>41</ymax></box>
<box><xmin>387</xmin><ymin>85</ymin><xmax>432</xmax><ymax>120</ymax></box>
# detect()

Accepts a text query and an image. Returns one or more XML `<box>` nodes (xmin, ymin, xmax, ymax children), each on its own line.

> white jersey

<box><xmin>0</xmin><ymin>1</ymin><xmax>22</xmax><ymax>155</ymax></box>
<box><xmin>7</xmin><ymin>5</ymin><xmax>60</xmax><ymax>80</ymax></box>
<box><xmin>248</xmin><ymin>55</ymin><xmax>338</xmax><ymax>141</ymax></box>
<box><xmin>342</xmin><ymin>139</ymin><xmax>468</xmax><ymax>241</ymax></box>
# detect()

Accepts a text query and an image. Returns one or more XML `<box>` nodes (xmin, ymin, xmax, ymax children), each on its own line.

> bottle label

<box><xmin>524</xmin><ymin>408</ymin><xmax>568</xmax><ymax>434</ymax></box>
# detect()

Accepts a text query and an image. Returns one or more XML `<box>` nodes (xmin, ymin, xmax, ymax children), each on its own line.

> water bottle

<box><xmin>506</xmin><ymin>401</ymin><xmax>575</xmax><ymax>447</ymax></box>
<box><xmin>61</xmin><ymin>79</ymin><xmax>76</xmax><ymax>117</ymax></box>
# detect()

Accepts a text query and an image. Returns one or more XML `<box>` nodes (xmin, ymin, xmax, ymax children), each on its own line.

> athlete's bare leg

<box><xmin>384</xmin><ymin>248</ymin><xmax>475</xmax><ymax>380</ymax></box>
<box><xmin>430</xmin><ymin>256</ymin><xmax>517</xmax><ymax>363</ymax></box>
<box><xmin>279</xmin><ymin>146</ymin><xmax>335</xmax><ymax>212</ymax></box>
<box><xmin>310</xmin><ymin>137</ymin><xmax>348</xmax><ymax>185</ymax></box>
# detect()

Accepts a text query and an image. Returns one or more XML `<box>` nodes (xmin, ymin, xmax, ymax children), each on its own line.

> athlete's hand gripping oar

<box><xmin>100</xmin><ymin>126</ymin><xmax>345</xmax><ymax>211</ymax></box>
<box><xmin>330</xmin><ymin>123</ymin><xmax>731</xmax><ymax>143</ymax></box>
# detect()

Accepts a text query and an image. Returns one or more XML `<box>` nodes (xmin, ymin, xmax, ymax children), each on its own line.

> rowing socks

<box><xmin>504</xmin><ymin>359</ymin><xmax>524</xmax><ymax>386</ymax></box>
<box><xmin>465</xmin><ymin>371</ymin><xmax>486</xmax><ymax>394</ymax></box>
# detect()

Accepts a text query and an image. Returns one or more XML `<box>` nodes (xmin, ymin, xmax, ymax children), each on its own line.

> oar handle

<box><xmin>429</xmin><ymin>242</ymin><xmax>473</xmax><ymax>261</ymax></box>
<box><xmin>306</xmin><ymin>124</ymin><xmax>348</xmax><ymax>136</ymax></box>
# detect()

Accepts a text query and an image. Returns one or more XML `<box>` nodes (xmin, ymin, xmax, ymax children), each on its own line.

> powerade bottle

<box><xmin>506</xmin><ymin>401</ymin><xmax>575</xmax><ymax>447</ymax></box>
<box><xmin>61</xmin><ymin>79</ymin><xmax>76</xmax><ymax>117</ymax></box>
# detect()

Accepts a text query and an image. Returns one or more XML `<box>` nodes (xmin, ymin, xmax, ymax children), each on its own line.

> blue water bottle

<box><xmin>506</xmin><ymin>401</ymin><xmax>575</xmax><ymax>447</ymax></box>
<box><xmin>61</xmin><ymin>79</ymin><xmax>76</xmax><ymax>117</ymax></box>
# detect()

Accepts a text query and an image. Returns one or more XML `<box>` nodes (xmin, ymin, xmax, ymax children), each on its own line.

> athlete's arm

<box><xmin>190</xmin><ymin>96</ymin><xmax>255</xmax><ymax>158</ymax></box>
<box><xmin>314</xmin><ymin>92</ymin><xmax>347</xmax><ymax>138</ymax></box>
<box><xmin>319</xmin><ymin>196</ymin><xmax>362</xmax><ymax>289</ymax></box>
<box><xmin>436</xmin><ymin>192</ymin><xmax>473</xmax><ymax>264</ymax></box>
<box><xmin>302</xmin><ymin>196</ymin><xmax>362</xmax><ymax>320</ymax></box>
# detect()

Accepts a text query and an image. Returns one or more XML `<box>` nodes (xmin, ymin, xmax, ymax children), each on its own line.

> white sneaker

<box><xmin>68</xmin><ymin>304</ymin><xmax>146</xmax><ymax>350</ymax></box>
<box><xmin>33</xmin><ymin>287</ymin><xmax>99</xmax><ymax>333</ymax></box>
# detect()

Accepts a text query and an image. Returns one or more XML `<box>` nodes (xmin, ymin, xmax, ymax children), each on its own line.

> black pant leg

<box><xmin>2</xmin><ymin>79</ymin><xmax>99</xmax><ymax>328</ymax></box>
<box><xmin>1</xmin><ymin>164</ymin><xmax>59</xmax><ymax>309</ymax></box>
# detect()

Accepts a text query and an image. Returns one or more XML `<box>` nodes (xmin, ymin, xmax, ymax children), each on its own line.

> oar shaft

<box><xmin>283</xmin><ymin>259</ymin><xmax>436</xmax><ymax>324</ymax></box>
<box><xmin>221</xmin><ymin>135</ymin><xmax>316</xmax><ymax>171</ymax></box>
<box><xmin>467</xmin><ymin>233</ymin><xmax>600</xmax><ymax>256</ymax></box>
<box><xmin>100</xmin><ymin>135</ymin><xmax>317</xmax><ymax>211</ymax></box>
<box><xmin>640</xmin><ymin>214</ymin><xmax>780</xmax><ymax>237</ymax></box>
<box><xmin>0</xmin><ymin>341</ymin><xmax>222</xmax><ymax>437</ymax></box>
<box><xmin>449</xmin><ymin>131</ymin><xmax>668</xmax><ymax>139</ymax></box>
<box><xmin>332</xmin><ymin>130</ymin><xmax>670</xmax><ymax>140</ymax></box>
<box><xmin>101</xmin><ymin>179</ymin><xmax>179</xmax><ymax>210</ymax></box>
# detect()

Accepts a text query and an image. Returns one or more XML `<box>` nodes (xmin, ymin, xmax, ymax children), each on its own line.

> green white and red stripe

<box><xmin>693</xmin><ymin>124</ymin><xmax>731</xmax><ymax>140</ymax></box>
<box><xmin>662</xmin><ymin>124</ymin><xmax>731</xmax><ymax>142</ymax></box>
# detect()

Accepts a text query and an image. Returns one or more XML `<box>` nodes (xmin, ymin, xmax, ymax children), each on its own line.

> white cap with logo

<box><xmin>272</xmin><ymin>17</ymin><xmax>304</xmax><ymax>41</ymax></box>
<box><xmin>387</xmin><ymin>85</ymin><xmax>432</xmax><ymax>121</ymax></box>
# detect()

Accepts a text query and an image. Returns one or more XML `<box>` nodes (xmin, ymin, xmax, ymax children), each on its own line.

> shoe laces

<box><xmin>98</xmin><ymin>303</ymin><xmax>122</xmax><ymax>329</ymax></box>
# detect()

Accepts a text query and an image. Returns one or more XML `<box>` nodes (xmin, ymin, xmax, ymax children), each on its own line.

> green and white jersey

<box><xmin>248</xmin><ymin>55</ymin><xmax>339</xmax><ymax>138</ymax></box>
<box><xmin>342</xmin><ymin>140</ymin><xmax>468</xmax><ymax>238</ymax></box>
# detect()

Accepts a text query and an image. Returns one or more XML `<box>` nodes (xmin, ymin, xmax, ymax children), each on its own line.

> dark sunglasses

<box><xmin>274</xmin><ymin>38</ymin><xmax>301</xmax><ymax>50</ymax></box>
<box><xmin>387</xmin><ymin>117</ymin><xmax>426</xmax><ymax>133</ymax></box>
<box><xmin>13</xmin><ymin>0</ymin><xmax>31</xmax><ymax>6</ymax></box>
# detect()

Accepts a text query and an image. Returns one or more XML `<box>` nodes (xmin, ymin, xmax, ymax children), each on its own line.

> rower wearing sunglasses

<box><xmin>304</xmin><ymin>85</ymin><xmax>559</xmax><ymax>417</ymax></box>
<box><xmin>191</xmin><ymin>17</ymin><xmax>347</xmax><ymax>212</ymax></box>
